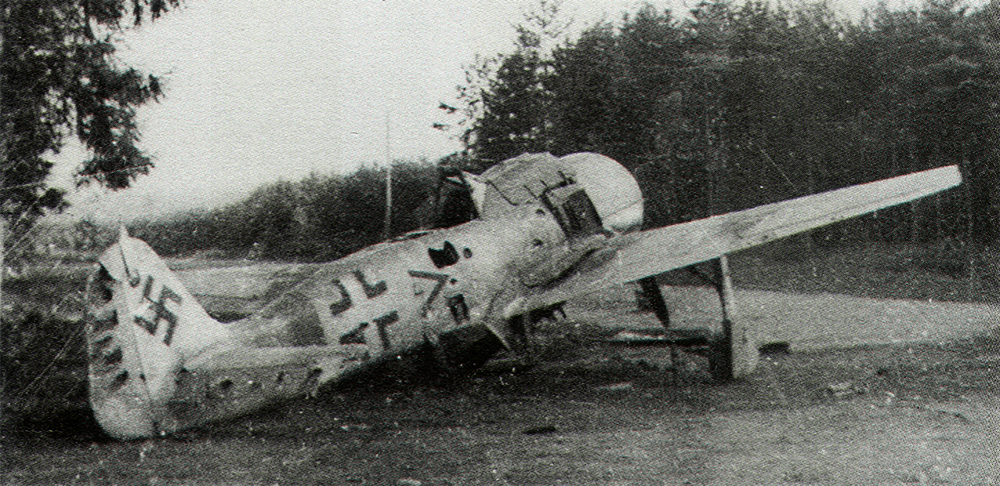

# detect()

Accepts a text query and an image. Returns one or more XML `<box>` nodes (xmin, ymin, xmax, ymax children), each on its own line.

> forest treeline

<box><xmin>125</xmin><ymin>162</ymin><xmax>439</xmax><ymax>261</ymax></box>
<box><xmin>124</xmin><ymin>0</ymin><xmax>996</xmax><ymax>261</ymax></box>
<box><xmin>455</xmin><ymin>0</ymin><xmax>998</xmax><ymax>241</ymax></box>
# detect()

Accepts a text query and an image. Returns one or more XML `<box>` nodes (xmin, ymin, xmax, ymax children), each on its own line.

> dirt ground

<box><xmin>3</xmin><ymin>286</ymin><xmax>999</xmax><ymax>485</ymax></box>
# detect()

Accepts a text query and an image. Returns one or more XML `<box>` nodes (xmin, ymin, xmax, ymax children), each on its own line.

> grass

<box><xmin>661</xmin><ymin>239</ymin><xmax>999</xmax><ymax>304</ymax></box>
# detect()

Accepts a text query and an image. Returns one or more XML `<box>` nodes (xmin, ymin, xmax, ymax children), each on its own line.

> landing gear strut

<box><xmin>638</xmin><ymin>276</ymin><xmax>670</xmax><ymax>328</ymax></box>
<box><xmin>637</xmin><ymin>255</ymin><xmax>758</xmax><ymax>381</ymax></box>
<box><xmin>696</xmin><ymin>255</ymin><xmax>758</xmax><ymax>381</ymax></box>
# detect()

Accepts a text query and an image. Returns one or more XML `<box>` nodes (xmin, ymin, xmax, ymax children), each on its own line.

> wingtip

<box><xmin>118</xmin><ymin>225</ymin><xmax>129</xmax><ymax>242</ymax></box>
<box><xmin>945</xmin><ymin>164</ymin><xmax>963</xmax><ymax>186</ymax></box>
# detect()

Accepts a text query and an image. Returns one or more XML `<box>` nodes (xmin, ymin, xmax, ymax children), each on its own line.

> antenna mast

<box><xmin>382</xmin><ymin>112</ymin><xmax>392</xmax><ymax>241</ymax></box>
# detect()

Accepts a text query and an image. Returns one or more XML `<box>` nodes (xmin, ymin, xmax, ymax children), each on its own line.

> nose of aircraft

<box><xmin>558</xmin><ymin>153</ymin><xmax>644</xmax><ymax>233</ymax></box>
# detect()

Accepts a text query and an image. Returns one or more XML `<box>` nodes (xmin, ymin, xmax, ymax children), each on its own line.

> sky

<box><xmin>49</xmin><ymin>0</ymin><xmax>922</xmax><ymax>222</ymax></box>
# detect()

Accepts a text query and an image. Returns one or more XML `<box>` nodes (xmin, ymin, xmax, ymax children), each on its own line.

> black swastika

<box><xmin>134</xmin><ymin>276</ymin><xmax>183</xmax><ymax>346</ymax></box>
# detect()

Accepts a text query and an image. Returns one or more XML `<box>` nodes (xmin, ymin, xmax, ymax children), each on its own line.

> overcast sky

<box><xmin>50</xmin><ymin>0</ymin><xmax>917</xmax><ymax>222</ymax></box>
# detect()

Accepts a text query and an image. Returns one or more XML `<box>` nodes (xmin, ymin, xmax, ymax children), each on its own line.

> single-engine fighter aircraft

<box><xmin>83</xmin><ymin>152</ymin><xmax>961</xmax><ymax>440</ymax></box>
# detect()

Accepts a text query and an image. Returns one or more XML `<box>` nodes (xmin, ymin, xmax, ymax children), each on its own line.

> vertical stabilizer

<box><xmin>85</xmin><ymin>227</ymin><xmax>232</xmax><ymax>439</ymax></box>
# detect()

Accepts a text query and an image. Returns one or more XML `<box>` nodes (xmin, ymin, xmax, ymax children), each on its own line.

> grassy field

<box><xmin>727</xmin><ymin>240</ymin><xmax>997</xmax><ymax>304</ymax></box>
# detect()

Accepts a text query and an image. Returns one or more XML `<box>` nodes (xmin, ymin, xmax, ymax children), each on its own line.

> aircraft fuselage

<box><xmin>84</xmin><ymin>152</ymin><xmax>962</xmax><ymax>440</ymax></box>
<box><xmin>231</xmin><ymin>211</ymin><xmax>563</xmax><ymax>375</ymax></box>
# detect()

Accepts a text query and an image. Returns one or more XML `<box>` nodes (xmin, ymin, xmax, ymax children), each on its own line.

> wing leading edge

<box><xmin>526</xmin><ymin>165</ymin><xmax>962</xmax><ymax>308</ymax></box>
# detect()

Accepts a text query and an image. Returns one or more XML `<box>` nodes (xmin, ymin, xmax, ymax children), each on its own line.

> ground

<box><xmin>3</xmin><ymin>283</ymin><xmax>999</xmax><ymax>485</ymax></box>
<box><xmin>3</xmin><ymin>243</ymin><xmax>999</xmax><ymax>485</ymax></box>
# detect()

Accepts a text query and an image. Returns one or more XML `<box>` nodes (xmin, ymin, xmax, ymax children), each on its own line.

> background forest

<box><xmin>91</xmin><ymin>0</ymin><xmax>998</xmax><ymax>263</ymax></box>
<box><xmin>467</xmin><ymin>0</ymin><xmax>998</xmax><ymax>241</ymax></box>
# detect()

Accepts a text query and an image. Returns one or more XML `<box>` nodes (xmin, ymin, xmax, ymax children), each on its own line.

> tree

<box><xmin>1</xmin><ymin>0</ymin><xmax>181</xmax><ymax>269</ymax></box>
<box><xmin>547</xmin><ymin>22</ymin><xmax>617</xmax><ymax>156</ymax></box>
<box><xmin>856</xmin><ymin>0</ymin><xmax>1000</xmax><ymax>243</ymax></box>
<box><xmin>444</xmin><ymin>0</ymin><xmax>569</xmax><ymax>164</ymax></box>
<box><xmin>456</xmin><ymin>0</ymin><xmax>998</xmax><ymax>245</ymax></box>
<box><xmin>475</xmin><ymin>51</ymin><xmax>551</xmax><ymax>162</ymax></box>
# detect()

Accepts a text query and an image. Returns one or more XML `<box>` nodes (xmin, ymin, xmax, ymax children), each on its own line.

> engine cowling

<box><xmin>470</xmin><ymin>152</ymin><xmax>644</xmax><ymax>235</ymax></box>
<box><xmin>557</xmin><ymin>152</ymin><xmax>643</xmax><ymax>234</ymax></box>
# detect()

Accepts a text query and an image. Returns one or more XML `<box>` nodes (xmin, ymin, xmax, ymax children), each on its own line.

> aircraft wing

<box><xmin>523</xmin><ymin>165</ymin><xmax>962</xmax><ymax>309</ymax></box>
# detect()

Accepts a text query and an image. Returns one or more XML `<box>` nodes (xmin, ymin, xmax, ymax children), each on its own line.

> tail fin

<box><xmin>85</xmin><ymin>227</ymin><xmax>232</xmax><ymax>439</ymax></box>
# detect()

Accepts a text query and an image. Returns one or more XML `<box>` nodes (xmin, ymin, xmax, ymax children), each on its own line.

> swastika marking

<box><xmin>133</xmin><ymin>275</ymin><xmax>183</xmax><ymax>345</ymax></box>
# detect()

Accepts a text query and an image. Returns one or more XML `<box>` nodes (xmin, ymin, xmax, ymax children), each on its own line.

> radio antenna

<box><xmin>382</xmin><ymin>111</ymin><xmax>393</xmax><ymax>241</ymax></box>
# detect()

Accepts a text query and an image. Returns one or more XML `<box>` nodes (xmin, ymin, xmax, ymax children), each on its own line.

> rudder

<box><xmin>85</xmin><ymin>227</ymin><xmax>231</xmax><ymax>439</ymax></box>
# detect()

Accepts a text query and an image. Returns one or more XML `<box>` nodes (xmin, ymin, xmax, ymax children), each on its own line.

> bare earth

<box><xmin>3</xmin><ymin>285</ymin><xmax>999</xmax><ymax>485</ymax></box>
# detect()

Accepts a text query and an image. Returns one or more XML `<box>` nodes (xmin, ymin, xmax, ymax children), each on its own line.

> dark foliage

<box><xmin>1</xmin><ymin>305</ymin><xmax>88</xmax><ymax>411</ymax></box>
<box><xmin>1</xmin><ymin>0</ymin><xmax>181</xmax><ymax>255</ymax></box>
<box><xmin>128</xmin><ymin>161</ymin><xmax>439</xmax><ymax>261</ymax></box>
<box><xmin>449</xmin><ymin>0</ymin><xmax>999</xmax><ymax>243</ymax></box>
